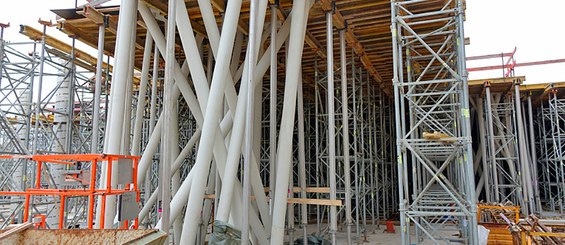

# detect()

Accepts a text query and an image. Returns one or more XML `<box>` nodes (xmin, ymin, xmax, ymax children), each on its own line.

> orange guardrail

<box><xmin>0</xmin><ymin>154</ymin><xmax>140</xmax><ymax>229</ymax></box>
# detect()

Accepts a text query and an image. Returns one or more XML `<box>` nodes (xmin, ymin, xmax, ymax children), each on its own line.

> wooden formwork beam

<box><xmin>19</xmin><ymin>25</ymin><xmax>113</xmax><ymax>74</ymax></box>
<box><xmin>319</xmin><ymin>0</ymin><xmax>389</xmax><ymax>94</ymax></box>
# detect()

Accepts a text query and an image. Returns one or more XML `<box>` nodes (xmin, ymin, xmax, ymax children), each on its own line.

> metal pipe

<box><xmin>242</xmin><ymin>0</ymin><xmax>259</xmax><ymax>242</ymax></box>
<box><xmin>527</xmin><ymin>95</ymin><xmax>543</xmax><ymax>213</ymax></box>
<box><xmin>269</xmin><ymin>3</ymin><xmax>278</xmax><ymax>212</ymax></box>
<box><xmin>32</xmin><ymin>24</ymin><xmax>48</xmax><ymax>154</ymax></box>
<box><xmin>65</xmin><ymin>38</ymin><xmax>76</xmax><ymax>153</ymax></box>
<box><xmin>131</xmin><ymin>32</ymin><xmax>153</xmax><ymax>155</ymax></box>
<box><xmin>514</xmin><ymin>83</ymin><xmax>534</xmax><ymax>215</ymax></box>
<box><xmin>160</xmin><ymin>0</ymin><xmax>176</xmax><ymax>240</ymax></box>
<box><xmin>149</xmin><ymin>45</ymin><xmax>159</xmax><ymax>135</ymax></box>
<box><xmin>390</xmin><ymin>2</ymin><xmax>408</xmax><ymax>243</ymax></box>
<box><xmin>297</xmin><ymin>71</ymin><xmax>308</xmax><ymax>245</ymax></box>
<box><xmin>179</xmin><ymin>0</ymin><xmax>242</xmax><ymax>243</ymax></box>
<box><xmin>170</xmin><ymin>100</ymin><xmax>181</xmax><ymax>245</ymax></box>
<box><xmin>325</xmin><ymin>10</ymin><xmax>338</xmax><ymax>244</ymax></box>
<box><xmin>175</xmin><ymin>0</ymin><xmax>211</xmax><ymax>111</ymax></box>
<box><xmin>339</xmin><ymin>28</ymin><xmax>353</xmax><ymax>245</ymax></box>
<box><xmin>474</xmin><ymin>97</ymin><xmax>491</xmax><ymax>201</ymax></box>
<box><xmin>91</xmin><ymin>23</ymin><xmax>105</xmax><ymax>153</ymax></box>
<box><xmin>138</xmin><ymin>3</ymin><xmax>204</xmax><ymax>126</ymax></box>
<box><xmin>270</xmin><ymin>1</ymin><xmax>310</xmax><ymax>243</ymax></box>
<box><xmin>96</xmin><ymin>0</ymin><xmax>138</xmax><ymax>228</ymax></box>
<box><xmin>484</xmin><ymin>85</ymin><xmax>500</xmax><ymax>202</ymax></box>
<box><xmin>455</xmin><ymin>0</ymin><xmax>479</xmax><ymax>240</ymax></box>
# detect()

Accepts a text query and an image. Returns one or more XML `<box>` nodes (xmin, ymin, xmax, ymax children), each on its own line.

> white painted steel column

<box><xmin>179</xmin><ymin>0</ymin><xmax>242</xmax><ymax>243</ymax></box>
<box><xmin>242</xmin><ymin>0</ymin><xmax>259</xmax><ymax>243</ymax></box>
<box><xmin>149</xmin><ymin>45</ymin><xmax>159</xmax><ymax>135</ymax></box>
<box><xmin>269</xmin><ymin>3</ymin><xmax>278</xmax><ymax>212</ymax></box>
<box><xmin>514</xmin><ymin>82</ymin><xmax>534</xmax><ymax>215</ymax></box>
<box><xmin>144</xmin><ymin>45</ymin><xmax>159</xmax><ymax>225</ymax></box>
<box><xmin>474</xmin><ymin>97</ymin><xmax>491</xmax><ymax>201</ymax></box>
<box><xmin>340</xmin><ymin>28</ymin><xmax>353</xmax><ymax>245</ymax></box>
<box><xmin>270</xmin><ymin>0</ymin><xmax>310</xmax><ymax>243</ymax></box>
<box><xmin>132</xmin><ymin>32</ymin><xmax>153</xmax><ymax>155</ymax></box>
<box><xmin>138</xmin><ymin>128</ymin><xmax>200</xmax><ymax>222</ymax></box>
<box><xmin>527</xmin><ymin>95</ymin><xmax>542</xmax><ymax>212</ymax></box>
<box><xmin>138</xmin><ymin>3</ymin><xmax>204</xmax><ymax>126</ymax></box>
<box><xmin>215</xmin><ymin>3</ymin><xmax>289</xmax><ymax>225</ymax></box>
<box><xmin>91</xmin><ymin>23</ymin><xmax>105</xmax><ymax>153</ymax></box>
<box><xmin>162</xmin><ymin>55</ymin><xmax>280</xmax><ymax>233</ymax></box>
<box><xmin>96</xmin><ymin>0</ymin><xmax>137</xmax><ymax>228</ymax></box>
<box><xmin>297</xmin><ymin>74</ymin><xmax>308</xmax><ymax>244</ymax></box>
<box><xmin>120</xmin><ymin>24</ymin><xmax>136</xmax><ymax>155</ymax></box>
<box><xmin>326</xmin><ymin>10</ymin><xmax>338</xmax><ymax>244</ymax></box>
<box><xmin>170</xmin><ymin>103</ymin><xmax>181</xmax><ymax>244</ymax></box>
<box><xmin>175</xmin><ymin>0</ymin><xmax>210</xmax><ymax>111</ymax></box>
<box><xmin>160</xmin><ymin>0</ymin><xmax>176</xmax><ymax>240</ymax></box>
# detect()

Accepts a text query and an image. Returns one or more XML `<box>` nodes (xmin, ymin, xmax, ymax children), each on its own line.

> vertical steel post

<box><xmin>455</xmin><ymin>0</ymin><xmax>478</xmax><ymax>240</ymax></box>
<box><xmin>132</xmin><ymin>32</ymin><xmax>153</xmax><ymax>155</ymax></box>
<box><xmin>527</xmin><ymin>95</ymin><xmax>543</xmax><ymax>213</ymax></box>
<box><xmin>269</xmin><ymin>3</ymin><xmax>278</xmax><ymax>207</ymax></box>
<box><xmin>339</xmin><ymin>28</ymin><xmax>353</xmax><ymax>245</ymax></box>
<box><xmin>149</xmin><ymin>45</ymin><xmax>159</xmax><ymax>135</ymax></box>
<box><xmin>242</xmin><ymin>0</ymin><xmax>258</xmax><ymax>243</ymax></box>
<box><xmin>97</xmin><ymin>0</ymin><xmax>138</xmax><ymax>228</ymax></box>
<box><xmin>475</xmin><ymin>96</ymin><xmax>491</xmax><ymax>201</ymax></box>
<box><xmin>91</xmin><ymin>22</ymin><xmax>105</xmax><ymax>153</ymax></box>
<box><xmin>297</xmin><ymin>73</ymin><xmax>308</xmax><ymax>245</ymax></box>
<box><xmin>390</xmin><ymin>2</ymin><xmax>407</xmax><ymax>243</ymax></box>
<box><xmin>514</xmin><ymin>82</ymin><xmax>534</xmax><ymax>215</ymax></box>
<box><xmin>484</xmin><ymin>84</ymin><xmax>500</xmax><ymax>202</ymax></box>
<box><xmin>160</xmin><ymin>0</ymin><xmax>176</xmax><ymax>241</ymax></box>
<box><xmin>325</xmin><ymin>9</ymin><xmax>338</xmax><ymax>245</ymax></box>
<box><xmin>270</xmin><ymin>1</ymin><xmax>310</xmax><ymax>243</ymax></box>
<box><xmin>32</xmin><ymin>24</ymin><xmax>48</xmax><ymax>154</ymax></box>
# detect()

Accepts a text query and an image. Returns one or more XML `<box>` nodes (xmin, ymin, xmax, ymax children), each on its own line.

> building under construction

<box><xmin>0</xmin><ymin>0</ymin><xmax>564</xmax><ymax>244</ymax></box>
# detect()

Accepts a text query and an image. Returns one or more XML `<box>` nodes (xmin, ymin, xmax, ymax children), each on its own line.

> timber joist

<box><xmin>19</xmin><ymin>24</ymin><xmax>113</xmax><ymax>74</ymax></box>
<box><xmin>49</xmin><ymin>1</ymin><xmax>409</xmax><ymax>97</ymax></box>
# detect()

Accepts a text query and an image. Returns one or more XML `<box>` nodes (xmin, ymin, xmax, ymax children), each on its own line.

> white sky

<box><xmin>0</xmin><ymin>0</ymin><xmax>564</xmax><ymax>84</ymax></box>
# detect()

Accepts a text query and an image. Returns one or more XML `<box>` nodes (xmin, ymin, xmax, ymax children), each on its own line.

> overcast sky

<box><xmin>0</xmin><ymin>0</ymin><xmax>563</xmax><ymax>84</ymax></box>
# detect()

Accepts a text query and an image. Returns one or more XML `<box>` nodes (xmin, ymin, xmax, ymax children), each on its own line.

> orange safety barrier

<box><xmin>0</xmin><ymin>154</ymin><xmax>140</xmax><ymax>229</ymax></box>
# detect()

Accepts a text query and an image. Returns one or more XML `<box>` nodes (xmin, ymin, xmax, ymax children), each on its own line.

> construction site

<box><xmin>0</xmin><ymin>0</ymin><xmax>564</xmax><ymax>244</ymax></box>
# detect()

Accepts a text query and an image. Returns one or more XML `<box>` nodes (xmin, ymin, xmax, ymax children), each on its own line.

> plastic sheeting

<box><xmin>293</xmin><ymin>235</ymin><xmax>331</xmax><ymax>245</ymax></box>
<box><xmin>478</xmin><ymin>225</ymin><xmax>490</xmax><ymax>245</ymax></box>
<box><xmin>209</xmin><ymin>221</ymin><xmax>242</xmax><ymax>245</ymax></box>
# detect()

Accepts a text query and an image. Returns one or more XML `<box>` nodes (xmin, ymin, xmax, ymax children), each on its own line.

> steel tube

<box><xmin>325</xmin><ymin>10</ymin><xmax>338</xmax><ymax>244</ymax></box>
<box><xmin>160</xmin><ymin>0</ymin><xmax>177</xmax><ymax>239</ymax></box>
<box><xmin>339</xmin><ymin>28</ymin><xmax>353</xmax><ymax>245</ymax></box>
<box><xmin>270</xmin><ymin>1</ymin><xmax>310</xmax><ymax>243</ymax></box>
<box><xmin>91</xmin><ymin>23</ymin><xmax>105</xmax><ymax>153</ymax></box>
<box><xmin>179</xmin><ymin>0</ymin><xmax>242</xmax><ymax>243</ymax></box>
<box><xmin>269</xmin><ymin>3</ymin><xmax>278</xmax><ymax>212</ymax></box>
<box><xmin>131</xmin><ymin>32</ymin><xmax>153</xmax><ymax>156</ymax></box>
<box><xmin>96</xmin><ymin>0</ymin><xmax>137</xmax><ymax>228</ymax></box>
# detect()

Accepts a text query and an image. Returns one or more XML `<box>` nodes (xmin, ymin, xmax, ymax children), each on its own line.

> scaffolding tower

<box><xmin>391</xmin><ymin>0</ymin><xmax>478</xmax><ymax>243</ymax></box>
<box><xmin>538</xmin><ymin>92</ymin><xmax>565</xmax><ymax>213</ymax></box>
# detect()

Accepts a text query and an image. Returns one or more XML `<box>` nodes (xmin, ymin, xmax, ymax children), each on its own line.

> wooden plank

<box><xmin>77</xmin><ymin>6</ymin><xmax>144</xmax><ymax>50</ymax></box>
<box><xmin>0</xmin><ymin>222</ymin><xmax>33</xmax><ymax>240</ymax></box>
<box><xmin>318</xmin><ymin>0</ymin><xmax>386</xmax><ymax>92</ymax></box>
<box><xmin>292</xmin><ymin>187</ymin><xmax>331</xmax><ymax>193</ymax></box>
<box><xmin>530</xmin><ymin>232</ymin><xmax>565</xmax><ymax>238</ymax></box>
<box><xmin>288</xmin><ymin>198</ymin><xmax>342</xmax><ymax>206</ymax></box>
<box><xmin>20</xmin><ymin>25</ymin><xmax>113</xmax><ymax>74</ymax></box>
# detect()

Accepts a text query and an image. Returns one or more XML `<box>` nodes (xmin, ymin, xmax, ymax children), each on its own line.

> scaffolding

<box><xmin>538</xmin><ymin>92</ymin><xmax>565</xmax><ymax>213</ymax></box>
<box><xmin>5</xmin><ymin>1</ymin><xmax>565</xmax><ymax>244</ymax></box>
<box><xmin>391</xmin><ymin>0</ymin><xmax>478</xmax><ymax>243</ymax></box>
<box><xmin>0</xmin><ymin>23</ymin><xmax>112</xmax><ymax>228</ymax></box>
